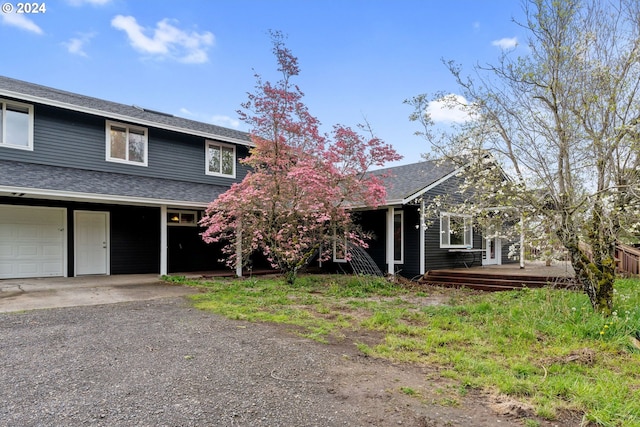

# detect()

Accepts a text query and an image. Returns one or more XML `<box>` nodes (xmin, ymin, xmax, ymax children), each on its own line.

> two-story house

<box><xmin>0</xmin><ymin>75</ymin><xmax>252</xmax><ymax>279</ymax></box>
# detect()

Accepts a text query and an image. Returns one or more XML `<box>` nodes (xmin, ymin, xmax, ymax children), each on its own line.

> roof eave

<box><xmin>0</xmin><ymin>185</ymin><xmax>211</xmax><ymax>209</ymax></box>
<box><xmin>0</xmin><ymin>88</ymin><xmax>254</xmax><ymax>147</ymax></box>
<box><xmin>348</xmin><ymin>199</ymin><xmax>405</xmax><ymax>210</ymax></box>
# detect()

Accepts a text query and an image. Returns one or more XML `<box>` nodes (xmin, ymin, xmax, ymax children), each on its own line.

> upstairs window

<box><xmin>0</xmin><ymin>100</ymin><xmax>33</xmax><ymax>150</ymax></box>
<box><xmin>106</xmin><ymin>121</ymin><xmax>148</xmax><ymax>166</ymax></box>
<box><xmin>440</xmin><ymin>213</ymin><xmax>473</xmax><ymax>248</ymax></box>
<box><xmin>206</xmin><ymin>141</ymin><xmax>235</xmax><ymax>177</ymax></box>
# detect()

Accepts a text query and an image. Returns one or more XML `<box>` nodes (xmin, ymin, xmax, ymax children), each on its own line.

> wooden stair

<box><xmin>419</xmin><ymin>269</ymin><xmax>578</xmax><ymax>292</ymax></box>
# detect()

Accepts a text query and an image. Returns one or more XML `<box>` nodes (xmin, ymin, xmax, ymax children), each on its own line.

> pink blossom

<box><xmin>200</xmin><ymin>31</ymin><xmax>401</xmax><ymax>282</ymax></box>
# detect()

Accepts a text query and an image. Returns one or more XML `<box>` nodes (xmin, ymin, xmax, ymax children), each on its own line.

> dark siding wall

<box><xmin>423</xmin><ymin>175</ymin><xmax>477</xmax><ymax>271</ymax></box>
<box><xmin>110</xmin><ymin>206</ymin><xmax>160</xmax><ymax>274</ymax></box>
<box><xmin>167</xmin><ymin>226</ymin><xmax>226</xmax><ymax>273</ymax></box>
<box><xmin>424</xmin><ymin>221</ymin><xmax>459</xmax><ymax>270</ymax></box>
<box><xmin>358</xmin><ymin>209</ymin><xmax>387</xmax><ymax>272</ymax></box>
<box><xmin>350</xmin><ymin>208</ymin><xmax>423</xmax><ymax>279</ymax></box>
<box><xmin>498</xmin><ymin>219</ymin><xmax>519</xmax><ymax>264</ymax></box>
<box><xmin>422</xmin><ymin>175</ymin><xmax>522</xmax><ymax>270</ymax></box>
<box><xmin>353</xmin><ymin>175</ymin><xmax>523</xmax><ymax>275</ymax></box>
<box><xmin>400</xmin><ymin>207</ymin><xmax>421</xmax><ymax>279</ymax></box>
<box><xmin>501</xmin><ymin>237</ymin><xmax>519</xmax><ymax>264</ymax></box>
<box><xmin>319</xmin><ymin>210</ymin><xmax>387</xmax><ymax>275</ymax></box>
<box><xmin>425</xmin><ymin>177</ymin><xmax>496</xmax><ymax>271</ymax></box>
<box><xmin>0</xmin><ymin>103</ymin><xmax>250</xmax><ymax>185</ymax></box>
<box><xmin>355</xmin><ymin>205</ymin><xmax>448</xmax><ymax>279</ymax></box>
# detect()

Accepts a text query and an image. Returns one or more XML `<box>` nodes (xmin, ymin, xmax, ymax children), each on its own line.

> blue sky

<box><xmin>1</xmin><ymin>0</ymin><xmax>527</xmax><ymax>167</ymax></box>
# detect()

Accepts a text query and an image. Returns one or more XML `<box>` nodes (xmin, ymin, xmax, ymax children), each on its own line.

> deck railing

<box><xmin>615</xmin><ymin>243</ymin><xmax>640</xmax><ymax>277</ymax></box>
<box><xmin>578</xmin><ymin>242</ymin><xmax>639</xmax><ymax>277</ymax></box>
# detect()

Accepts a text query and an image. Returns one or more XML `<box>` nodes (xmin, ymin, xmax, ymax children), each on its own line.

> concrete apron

<box><xmin>0</xmin><ymin>275</ymin><xmax>199</xmax><ymax>313</ymax></box>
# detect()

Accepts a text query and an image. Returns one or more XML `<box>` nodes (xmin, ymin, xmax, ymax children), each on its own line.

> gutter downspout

<box><xmin>419</xmin><ymin>199</ymin><xmax>426</xmax><ymax>275</ymax></box>
<box><xmin>236</xmin><ymin>221</ymin><xmax>243</xmax><ymax>277</ymax></box>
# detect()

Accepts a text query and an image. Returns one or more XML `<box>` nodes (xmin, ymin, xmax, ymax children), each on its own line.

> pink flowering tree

<box><xmin>200</xmin><ymin>32</ymin><xmax>401</xmax><ymax>283</ymax></box>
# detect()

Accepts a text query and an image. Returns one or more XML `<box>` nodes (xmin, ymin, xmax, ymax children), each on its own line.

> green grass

<box><xmin>167</xmin><ymin>274</ymin><xmax>640</xmax><ymax>426</ymax></box>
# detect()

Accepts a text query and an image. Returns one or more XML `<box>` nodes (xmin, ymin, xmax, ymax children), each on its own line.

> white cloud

<box><xmin>211</xmin><ymin>115</ymin><xmax>240</xmax><ymax>128</ymax></box>
<box><xmin>178</xmin><ymin>109</ymin><xmax>240</xmax><ymax>129</ymax></box>
<box><xmin>1</xmin><ymin>13</ymin><xmax>43</xmax><ymax>34</ymax></box>
<box><xmin>111</xmin><ymin>15</ymin><xmax>214</xmax><ymax>64</ymax></box>
<box><xmin>427</xmin><ymin>94</ymin><xmax>474</xmax><ymax>124</ymax></box>
<box><xmin>492</xmin><ymin>37</ymin><xmax>518</xmax><ymax>50</ymax></box>
<box><xmin>63</xmin><ymin>33</ymin><xmax>95</xmax><ymax>57</ymax></box>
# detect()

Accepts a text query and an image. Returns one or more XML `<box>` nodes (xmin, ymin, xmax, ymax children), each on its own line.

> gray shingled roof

<box><xmin>0</xmin><ymin>75</ymin><xmax>251</xmax><ymax>145</ymax></box>
<box><xmin>0</xmin><ymin>160</ymin><xmax>225</xmax><ymax>206</ymax></box>
<box><xmin>371</xmin><ymin>159</ymin><xmax>461</xmax><ymax>203</ymax></box>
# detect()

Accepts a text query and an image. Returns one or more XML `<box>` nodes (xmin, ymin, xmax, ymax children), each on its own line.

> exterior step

<box><xmin>419</xmin><ymin>269</ymin><xmax>577</xmax><ymax>291</ymax></box>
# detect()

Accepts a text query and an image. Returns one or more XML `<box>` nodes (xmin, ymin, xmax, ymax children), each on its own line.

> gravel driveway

<box><xmin>0</xmin><ymin>295</ymin><xmax>521</xmax><ymax>426</ymax></box>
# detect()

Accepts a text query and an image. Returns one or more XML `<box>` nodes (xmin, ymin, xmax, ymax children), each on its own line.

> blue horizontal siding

<box><xmin>0</xmin><ymin>102</ymin><xmax>250</xmax><ymax>186</ymax></box>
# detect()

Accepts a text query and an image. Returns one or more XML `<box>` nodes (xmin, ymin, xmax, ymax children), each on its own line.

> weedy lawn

<box><xmin>165</xmin><ymin>274</ymin><xmax>640</xmax><ymax>427</ymax></box>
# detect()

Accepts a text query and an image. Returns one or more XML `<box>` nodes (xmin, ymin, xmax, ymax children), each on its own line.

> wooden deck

<box><xmin>440</xmin><ymin>260</ymin><xmax>575</xmax><ymax>277</ymax></box>
<box><xmin>420</xmin><ymin>261</ymin><xmax>578</xmax><ymax>291</ymax></box>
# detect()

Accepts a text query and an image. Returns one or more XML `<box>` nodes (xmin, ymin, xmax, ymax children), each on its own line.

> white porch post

<box><xmin>160</xmin><ymin>205</ymin><xmax>168</xmax><ymax>276</ymax></box>
<box><xmin>519</xmin><ymin>211</ymin><xmax>525</xmax><ymax>269</ymax></box>
<box><xmin>419</xmin><ymin>200</ymin><xmax>426</xmax><ymax>275</ymax></box>
<box><xmin>235</xmin><ymin>221</ymin><xmax>243</xmax><ymax>277</ymax></box>
<box><xmin>386</xmin><ymin>206</ymin><xmax>395</xmax><ymax>276</ymax></box>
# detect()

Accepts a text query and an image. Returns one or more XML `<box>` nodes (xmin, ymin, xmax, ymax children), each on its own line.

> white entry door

<box><xmin>482</xmin><ymin>226</ymin><xmax>502</xmax><ymax>266</ymax></box>
<box><xmin>75</xmin><ymin>211</ymin><xmax>109</xmax><ymax>276</ymax></box>
<box><xmin>482</xmin><ymin>235</ymin><xmax>502</xmax><ymax>266</ymax></box>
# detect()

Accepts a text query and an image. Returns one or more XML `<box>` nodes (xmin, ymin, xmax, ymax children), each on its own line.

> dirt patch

<box><xmin>543</xmin><ymin>347</ymin><xmax>597</xmax><ymax>367</ymax></box>
<box><xmin>273</xmin><ymin>320</ymin><xmax>580</xmax><ymax>427</ymax></box>
<box><xmin>271</xmin><ymin>285</ymin><xmax>583</xmax><ymax>426</ymax></box>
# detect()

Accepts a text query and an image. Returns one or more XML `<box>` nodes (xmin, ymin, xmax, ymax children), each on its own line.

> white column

<box><xmin>419</xmin><ymin>200</ymin><xmax>426</xmax><ymax>275</ymax></box>
<box><xmin>386</xmin><ymin>206</ymin><xmax>395</xmax><ymax>276</ymax></box>
<box><xmin>235</xmin><ymin>221</ymin><xmax>243</xmax><ymax>277</ymax></box>
<box><xmin>160</xmin><ymin>205</ymin><xmax>168</xmax><ymax>276</ymax></box>
<box><xmin>519</xmin><ymin>211</ymin><xmax>525</xmax><ymax>269</ymax></box>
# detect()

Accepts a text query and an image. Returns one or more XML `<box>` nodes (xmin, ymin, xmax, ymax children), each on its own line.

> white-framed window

<box><xmin>333</xmin><ymin>232</ymin><xmax>348</xmax><ymax>263</ymax></box>
<box><xmin>167</xmin><ymin>210</ymin><xmax>199</xmax><ymax>227</ymax></box>
<box><xmin>0</xmin><ymin>99</ymin><xmax>34</xmax><ymax>150</ymax></box>
<box><xmin>440</xmin><ymin>212</ymin><xmax>473</xmax><ymax>248</ymax></box>
<box><xmin>106</xmin><ymin>120</ymin><xmax>148</xmax><ymax>166</ymax></box>
<box><xmin>393</xmin><ymin>210</ymin><xmax>404</xmax><ymax>263</ymax></box>
<box><xmin>206</xmin><ymin>141</ymin><xmax>236</xmax><ymax>177</ymax></box>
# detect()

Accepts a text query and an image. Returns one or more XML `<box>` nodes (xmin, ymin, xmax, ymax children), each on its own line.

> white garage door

<box><xmin>0</xmin><ymin>205</ymin><xmax>66</xmax><ymax>279</ymax></box>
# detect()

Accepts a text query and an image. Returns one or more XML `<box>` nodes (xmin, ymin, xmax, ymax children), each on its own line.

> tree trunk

<box><xmin>557</xmin><ymin>208</ymin><xmax>615</xmax><ymax>315</ymax></box>
<box><xmin>566</xmin><ymin>245</ymin><xmax>614</xmax><ymax>315</ymax></box>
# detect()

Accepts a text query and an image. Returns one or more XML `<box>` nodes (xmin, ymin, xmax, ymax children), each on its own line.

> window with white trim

<box><xmin>393</xmin><ymin>211</ymin><xmax>404</xmax><ymax>263</ymax></box>
<box><xmin>440</xmin><ymin>213</ymin><xmax>473</xmax><ymax>248</ymax></box>
<box><xmin>167</xmin><ymin>210</ymin><xmax>199</xmax><ymax>226</ymax></box>
<box><xmin>333</xmin><ymin>232</ymin><xmax>348</xmax><ymax>263</ymax></box>
<box><xmin>0</xmin><ymin>99</ymin><xmax>33</xmax><ymax>150</ymax></box>
<box><xmin>206</xmin><ymin>141</ymin><xmax>235</xmax><ymax>177</ymax></box>
<box><xmin>106</xmin><ymin>121</ymin><xmax>148</xmax><ymax>166</ymax></box>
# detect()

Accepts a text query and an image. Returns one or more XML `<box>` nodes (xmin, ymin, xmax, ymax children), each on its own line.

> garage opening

<box><xmin>0</xmin><ymin>205</ymin><xmax>66</xmax><ymax>279</ymax></box>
